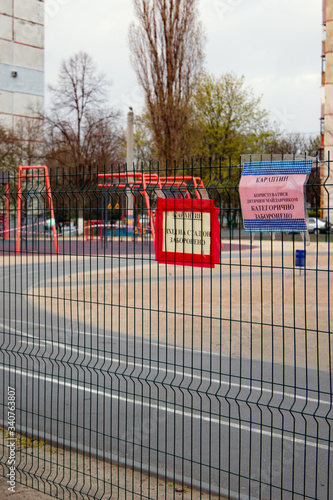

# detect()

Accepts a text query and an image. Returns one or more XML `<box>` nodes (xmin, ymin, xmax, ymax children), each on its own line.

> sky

<box><xmin>44</xmin><ymin>0</ymin><xmax>322</xmax><ymax>136</ymax></box>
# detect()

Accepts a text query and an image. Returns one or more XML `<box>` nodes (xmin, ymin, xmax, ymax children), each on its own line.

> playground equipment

<box><xmin>85</xmin><ymin>220</ymin><xmax>103</xmax><ymax>241</ymax></box>
<box><xmin>0</xmin><ymin>172</ymin><xmax>9</xmax><ymax>241</ymax></box>
<box><xmin>98</xmin><ymin>172</ymin><xmax>160</xmax><ymax>243</ymax></box>
<box><xmin>158</xmin><ymin>176</ymin><xmax>210</xmax><ymax>200</ymax></box>
<box><xmin>16</xmin><ymin>166</ymin><xmax>58</xmax><ymax>254</ymax></box>
<box><xmin>97</xmin><ymin>172</ymin><xmax>211</xmax><ymax>245</ymax></box>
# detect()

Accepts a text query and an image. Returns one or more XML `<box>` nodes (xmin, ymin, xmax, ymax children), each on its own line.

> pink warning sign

<box><xmin>239</xmin><ymin>161</ymin><xmax>312</xmax><ymax>232</ymax></box>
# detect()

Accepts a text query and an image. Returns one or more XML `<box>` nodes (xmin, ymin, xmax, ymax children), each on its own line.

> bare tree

<box><xmin>0</xmin><ymin>118</ymin><xmax>45</xmax><ymax>173</ymax></box>
<box><xmin>129</xmin><ymin>0</ymin><xmax>205</xmax><ymax>168</ymax></box>
<box><xmin>43</xmin><ymin>52</ymin><xmax>125</xmax><ymax>219</ymax></box>
<box><xmin>45</xmin><ymin>51</ymin><xmax>123</xmax><ymax>172</ymax></box>
<box><xmin>0</xmin><ymin>125</ymin><xmax>17</xmax><ymax>173</ymax></box>
<box><xmin>14</xmin><ymin>118</ymin><xmax>45</xmax><ymax>165</ymax></box>
<box><xmin>264</xmin><ymin>132</ymin><xmax>320</xmax><ymax>157</ymax></box>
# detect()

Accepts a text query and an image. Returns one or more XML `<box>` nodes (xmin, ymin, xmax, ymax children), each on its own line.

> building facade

<box><xmin>322</xmin><ymin>0</ymin><xmax>333</xmax><ymax>159</ymax></box>
<box><xmin>0</xmin><ymin>0</ymin><xmax>44</xmax><ymax>130</ymax></box>
<box><xmin>320</xmin><ymin>0</ymin><xmax>333</xmax><ymax>212</ymax></box>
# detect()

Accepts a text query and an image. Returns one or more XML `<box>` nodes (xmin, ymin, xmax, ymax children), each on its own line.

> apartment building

<box><xmin>0</xmin><ymin>0</ymin><xmax>44</xmax><ymax>130</ymax></box>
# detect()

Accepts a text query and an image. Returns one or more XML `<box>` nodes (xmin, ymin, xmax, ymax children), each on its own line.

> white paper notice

<box><xmin>162</xmin><ymin>211</ymin><xmax>211</xmax><ymax>255</ymax></box>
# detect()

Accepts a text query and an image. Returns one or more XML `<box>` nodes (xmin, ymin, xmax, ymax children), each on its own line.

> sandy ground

<box><xmin>31</xmin><ymin>240</ymin><xmax>333</xmax><ymax>370</ymax></box>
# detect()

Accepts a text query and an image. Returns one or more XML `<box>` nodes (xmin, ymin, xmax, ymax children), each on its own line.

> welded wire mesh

<box><xmin>0</xmin><ymin>158</ymin><xmax>332</xmax><ymax>499</ymax></box>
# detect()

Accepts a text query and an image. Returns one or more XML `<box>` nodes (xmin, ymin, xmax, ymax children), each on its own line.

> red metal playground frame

<box><xmin>0</xmin><ymin>172</ymin><xmax>10</xmax><ymax>241</ymax></box>
<box><xmin>16</xmin><ymin>166</ymin><xmax>58</xmax><ymax>254</ymax></box>
<box><xmin>97</xmin><ymin>172</ymin><xmax>209</xmax><ymax>244</ymax></box>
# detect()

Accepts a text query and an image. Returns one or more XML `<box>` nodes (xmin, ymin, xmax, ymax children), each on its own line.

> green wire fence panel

<box><xmin>0</xmin><ymin>158</ymin><xmax>332</xmax><ymax>499</ymax></box>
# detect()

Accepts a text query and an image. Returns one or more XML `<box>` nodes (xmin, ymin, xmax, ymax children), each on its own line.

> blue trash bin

<box><xmin>295</xmin><ymin>249</ymin><xmax>305</xmax><ymax>268</ymax></box>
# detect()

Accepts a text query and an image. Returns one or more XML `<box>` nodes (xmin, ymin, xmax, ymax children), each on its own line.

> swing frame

<box><xmin>16</xmin><ymin>166</ymin><xmax>58</xmax><ymax>254</ymax></box>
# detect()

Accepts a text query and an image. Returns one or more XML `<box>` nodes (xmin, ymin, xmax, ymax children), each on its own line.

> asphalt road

<box><xmin>0</xmin><ymin>254</ymin><xmax>332</xmax><ymax>499</ymax></box>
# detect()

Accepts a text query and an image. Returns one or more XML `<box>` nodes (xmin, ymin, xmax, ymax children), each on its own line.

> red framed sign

<box><xmin>155</xmin><ymin>198</ymin><xmax>221</xmax><ymax>268</ymax></box>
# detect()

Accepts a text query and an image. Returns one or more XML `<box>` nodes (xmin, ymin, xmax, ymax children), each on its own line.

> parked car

<box><xmin>307</xmin><ymin>217</ymin><xmax>327</xmax><ymax>234</ymax></box>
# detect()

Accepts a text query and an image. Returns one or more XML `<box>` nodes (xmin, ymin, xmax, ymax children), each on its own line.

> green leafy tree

<box><xmin>186</xmin><ymin>72</ymin><xmax>271</xmax><ymax>221</ymax></box>
<box><xmin>192</xmin><ymin>72</ymin><xmax>273</xmax><ymax>163</ymax></box>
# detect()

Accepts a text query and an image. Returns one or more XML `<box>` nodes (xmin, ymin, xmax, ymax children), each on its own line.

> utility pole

<box><xmin>126</xmin><ymin>108</ymin><xmax>134</xmax><ymax>234</ymax></box>
<box><xmin>127</xmin><ymin>108</ymin><xmax>134</xmax><ymax>172</ymax></box>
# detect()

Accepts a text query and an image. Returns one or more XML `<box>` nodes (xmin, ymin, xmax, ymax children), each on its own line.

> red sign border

<box><xmin>155</xmin><ymin>198</ymin><xmax>221</xmax><ymax>268</ymax></box>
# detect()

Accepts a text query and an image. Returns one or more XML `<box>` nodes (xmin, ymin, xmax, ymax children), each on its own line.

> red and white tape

<box><xmin>0</xmin><ymin>220</ymin><xmax>53</xmax><ymax>236</ymax></box>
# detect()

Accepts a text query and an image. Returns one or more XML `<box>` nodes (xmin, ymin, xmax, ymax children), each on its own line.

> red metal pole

<box><xmin>4</xmin><ymin>183</ymin><xmax>9</xmax><ymax>241</ymax></box>
<box><xmin>43</xmin><ymin>166</ymin><xmax>59</xmax><ymax>254</ymax></box>
<box><xmin>16</xmin><ymin>169</ymin><xmax>22</xmax><ymax>253</ymax></box>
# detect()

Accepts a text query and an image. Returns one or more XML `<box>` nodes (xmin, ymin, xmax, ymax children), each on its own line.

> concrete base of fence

<box><xmin>0</xmin><ymin>429</ymin><xmax>224</xmax><ymax>500</ymax></box>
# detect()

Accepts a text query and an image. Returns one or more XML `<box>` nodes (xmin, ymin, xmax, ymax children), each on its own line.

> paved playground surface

<box><xmin>1</xmin><ymin>240</ymin><xmax>331</xmax><ymax>499</ymax></box>
<box><xmin>27</xmin><ymin>240</ymin><xmax>333</xmax><ymax>370</ymax></box>
<box><xmin>0</xmin><ymin>236</ymin><xmax>252</xmax><ymax>256</ymax></box>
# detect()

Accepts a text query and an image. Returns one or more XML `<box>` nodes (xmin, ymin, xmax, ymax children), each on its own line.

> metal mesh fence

<box><xmin>0</xmin><ymin>159</ymin><xmax>332</xmax><ymax>499</ymax></box>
